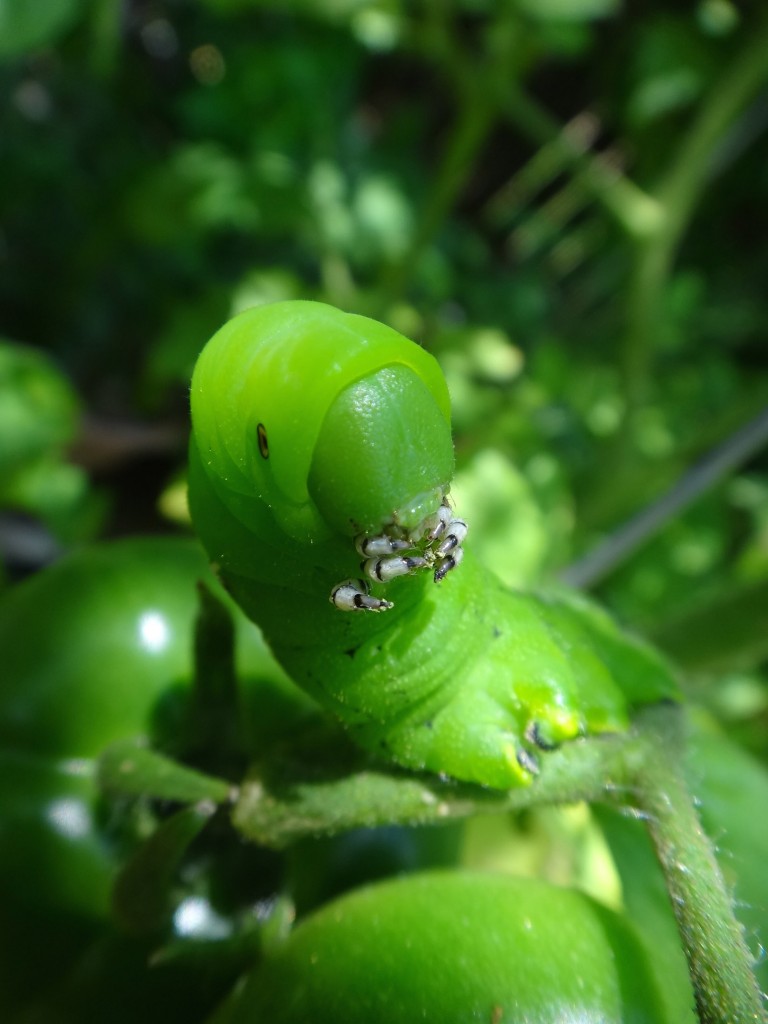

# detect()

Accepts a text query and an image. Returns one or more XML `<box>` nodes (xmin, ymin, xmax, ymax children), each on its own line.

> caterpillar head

<box><xmin>190</xmin><ymin>301</ymin><xmax>466</xmax><ymax>610</ymax></box>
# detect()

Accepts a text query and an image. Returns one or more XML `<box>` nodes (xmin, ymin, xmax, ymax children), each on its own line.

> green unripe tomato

<box><xmin>0</xmin><ymin>536</ymin><xmax>305</xmax><ymax>759</ymax></box>
<box><xmin>0</xmin><ymin>537</ymin><xmax>317</xmax><ymax>1018</ymax></box>
<box><xmin>0</xmin><ymin>537</ymin><xmax>311</xmax><ymax>921</ymax></box>
<box><xmin>216</xmin><ymin>872</ymin><xmax>676</xmax><ymax>1024</ymax></box>
<box><xmin>0</xmin><ymin>751</ymin><xmax>114</xmax><ymax>918</ymax></box>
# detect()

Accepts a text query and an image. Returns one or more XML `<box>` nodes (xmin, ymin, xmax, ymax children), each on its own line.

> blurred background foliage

<box><xmin>1</xmin><ymin>0</ymin><xmax>768</xmax><ymax>751</ymax></box>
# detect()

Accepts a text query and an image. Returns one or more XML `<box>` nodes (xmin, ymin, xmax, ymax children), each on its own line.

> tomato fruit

<box><xmin>0</xmin><ymin>536</ymin><xmax>308</xmax><ymax>761</ymax></box>
<box><xmin>0</xmin><ymin>537</ymin><xmax>312</xmax><ymax>917</ymax></box>
<box><xmin>0</xmin><ymin>537</ymin><xmax>314</xmax><ymax>1018</ymax></box>
<box><xmin>216</xmin><ymin>871</ymin><xmax>678</xmax><ymax>1024</ymax></box>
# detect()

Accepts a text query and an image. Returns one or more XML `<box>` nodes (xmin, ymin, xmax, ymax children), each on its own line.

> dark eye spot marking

<box><xmin>257</xmin><ymin>423</ymin><xmax>269</xmax><ymax>459</ymax></box>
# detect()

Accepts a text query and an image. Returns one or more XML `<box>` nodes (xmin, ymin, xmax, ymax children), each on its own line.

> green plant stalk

<box><xmin>655</xmin><ymin>13</ymin><xmax>768</xmax><ymax>251</ymax></box>
<box><xmin>503</xmin><ymin>89</ymin><xmax>664</xmax><ymax>239</ymax></box>
<box><xmin>629</xmin><ymin>706</ymin><xmax>766</xmax><ymax>1024</ymax></box>
<box><xmin>231</xmin><ymin>730</ymin><xmax>643</xmax><ymax>847</ymax></box>
<box><xmin>560</xmin><ymin>405</ymin><xmax>768</xmax><ymax>590</ymax></box>
<box><xmin>504</xmin><ymin>15</ymin><xmax>768</xmax><ymax>432</ymax></box>
<box><xmin>383</xmin><ymin>4</ymin><xmax>530</xmax><ymax>303</ymax></box>
<box><xmin>381</xmin><ymin>80</ymin><xmax>498</xmax><ymax>300</ymax></box>
<box><xmin>111</xmin><ymin>802</ymin><xmax>215</xmax><ymax>935</ymax></box>
<box><xmin>88</xmin><ymin>0</ymin><xmax>123</xmax><ymax>78</ymax></box>
<box><xmin>98</xmin><ymin>740</ymin><xmax>233</xmax><ymax>804</ymax></box>
<box><xmin>575</xmin><ymin>15</ymin><xmax>768</xmax><ymax>535</ymax></box>
<box><xmin>622</xmin><ymin>13</ymin><xmax>768</xmax><ymax>413</ymax></box>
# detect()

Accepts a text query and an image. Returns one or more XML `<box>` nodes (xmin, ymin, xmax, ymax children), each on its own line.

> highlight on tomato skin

<box><xmin>214</xmin><ymin>871</ymin><xmax>689</xmax><ymax>1024</ymax></box>
<box><xmin>0</xmin><ymin>539</ymin><xmax>308</xmax><ymax>921</ymax></box>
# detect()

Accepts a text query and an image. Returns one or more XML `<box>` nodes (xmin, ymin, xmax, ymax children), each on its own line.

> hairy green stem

<box><xmin>629</xmin><ymin>706</ymin><xmax>766</xmax><ymax>1024</ymax></box>
<box><xmin>231</xmin><ymin>729</ymin><xmax>644</xmax><ymax>848</ymax></box>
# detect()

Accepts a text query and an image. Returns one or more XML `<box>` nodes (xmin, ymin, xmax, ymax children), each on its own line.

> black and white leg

<box><xmin>363</xmin><ymin>553</ymin><xmax>428</xmax><ymax>583</ymax></box>
<box><xmin>408</xmin><ymin>503</ymin><xmax>451</xmax><ymax>545</ymax></box>
<box><xmin>330</xmin><ymin>578</ymin><xmax>393</xmax><ymax>612</ymax></box>
<box><xmin>332</xmin><ymin>503</ymin><xmax>467</xmax><ymax>611</ymax></box>
<box><xmin>355</xmin><ymin>534</ymin><xmax>411</xmax><ymax>558</ymax></box>
<box><xmin>432</xmin><ymin>517</ymin><xmax>468</xmax><ymax>582</ymax></box>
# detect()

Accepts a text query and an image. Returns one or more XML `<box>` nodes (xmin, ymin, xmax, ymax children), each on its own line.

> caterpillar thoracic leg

<box><xmin>330</xmin><ymin>578</ymin><xmax>393</xmax><ymax>612</ymax></box>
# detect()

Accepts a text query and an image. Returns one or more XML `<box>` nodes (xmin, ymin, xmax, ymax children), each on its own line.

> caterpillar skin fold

<box><xmin>189</xmin><ymin>300</ymin><xmax>678</xmax><ymax>789</ymax></box>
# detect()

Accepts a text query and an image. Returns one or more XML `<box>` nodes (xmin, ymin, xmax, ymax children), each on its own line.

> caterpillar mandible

<box><xmin>189</xmin><ymin>301</ymin><xmax>677</xmax><ymax>789</ymax></box>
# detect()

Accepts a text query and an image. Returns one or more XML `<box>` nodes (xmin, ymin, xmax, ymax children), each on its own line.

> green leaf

<box><xmin>0</xmin><ymin>341</ymin><xmax>80</xmax><ymax>483</ymax></box>
<box><xmin>112</xmin><ymin>803</ymin><xmax>216</xmax><ymax>934</ymax></box>
<box><xmin>98</xmin><ymin>741</ymin><xmax>233</xmax><ymax>805</ymax></box>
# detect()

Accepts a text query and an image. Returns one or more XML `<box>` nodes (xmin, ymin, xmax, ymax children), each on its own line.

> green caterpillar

<box><xmin>188</xmin><ymin>300</ymin><xmax>677</xmax><ymax>789</ymax></box>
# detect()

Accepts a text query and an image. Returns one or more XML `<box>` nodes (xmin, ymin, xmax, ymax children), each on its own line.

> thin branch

<box><xmin>559</xmin><ymin>404</ymin><xmax>768</xmax><ymax>589</ymax></box>
<box><xmin>502</xmin><ymin>90</ymin><xmax>664</xmax><ymax>240</ymax></box>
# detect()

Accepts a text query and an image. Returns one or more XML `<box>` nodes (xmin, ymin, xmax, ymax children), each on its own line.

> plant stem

<box><xmin>503</xmin><ymin>15</ymin><xmax>768</xmax><ymax>444</ymax></box>
<box><xmin>231</xmin><ymin>728</ymin><xmax>644</xmax><ymax>848</ymax></box>
<box><xmin>622</xmin><ymin>13</ymin><xmax>768</xmax><ymax>413</ymax></box>
<box><xmin>381</xmin><ymin>79</ymin><xmax>498</xmax><ymax>301</ymax></box>
<box><xmin>382</xmin><ymin>5</ymin><xmax>525</xmax><ymax>303</ymax></box>
<box><xmin>559</xmin><ymin>404</ymin><xmax>768</xmax><ymax>589</ymax></box>
<box><xmin>503</xmin><ymin>90</ymin><xmax>664</xmax><ymax>239</ymax></box>
<box><xmin>654</xmin><ymin>14</ymin><xmax>768</xmax><ymax>251</ymax></box>
<box><xmin>629</xmin><ymin>706</ymin><xmax>767</xmax><ymax>1024</ymax></box>
<box><xmin>576</xmin><ymin>14</ymin><xmax>768</xmax><ymax>535</ymax></box>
